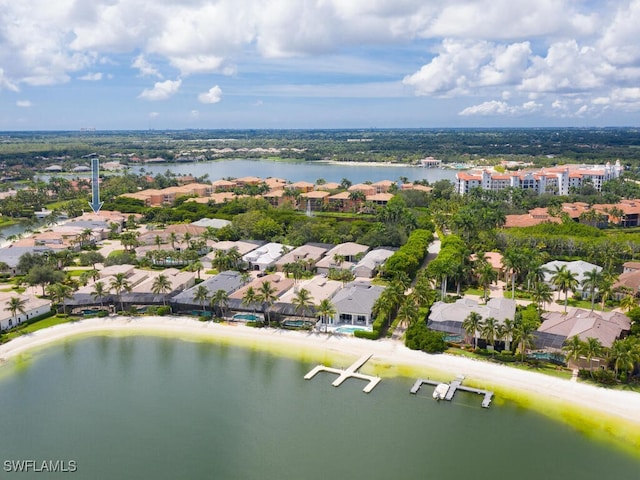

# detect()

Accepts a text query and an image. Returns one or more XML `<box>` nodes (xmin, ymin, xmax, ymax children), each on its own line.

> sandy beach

<box><xmin>1</xmin><ymin>316</ymin><xmax>639</xmax><ymax>435</ymax></box>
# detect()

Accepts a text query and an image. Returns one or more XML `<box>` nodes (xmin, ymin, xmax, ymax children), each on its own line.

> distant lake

<box><xmin>131</xmin><ymin>158</ymin><xmax>458</xmax><ymax>184</ymax></box>
<box><xmin>0</xmin><ymin>336</ymin><xmax>638</xmax><ymax>480</ymax></box>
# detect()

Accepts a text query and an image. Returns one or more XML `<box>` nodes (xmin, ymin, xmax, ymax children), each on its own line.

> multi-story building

<box><xmin>456</xmin><ymin>161</ymin><xmax>623</xmax><ymax>196</ymax></box>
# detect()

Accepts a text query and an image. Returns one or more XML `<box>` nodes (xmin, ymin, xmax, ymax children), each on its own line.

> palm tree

<box><xmin>372</xmin><ymin>292</ymin><xmax>394</xmax><ymax>327</ymax></box>
<box><xmin>292</xmin><ymin>288</ymin><xmax>314</xmax><ymax>320</ymax></box>
<box><xmin>412</xmin><ymin>273</ymin><xmax>436</xmax><ymax>309</ymax></box>
<box><xmin>46</xmin><ymin>283</ymin><xmax>73</xmax><ymax>314</ymax></box>
<box><xmin>169</xmin><ymin>232</ymin><xmax>178</xmax><ymax>250</ymax></box>
<box><xmin>609</xmin><ymin>337</ymin><xmax>640</xmax><ymax>381</ymax></box>
<box><xmin>210</xmin><ymin>289</ymin><xmax>229</xmax><ymax>319</ymax></box>
<box><xmin>619</xmin><ymin>294</ymin><xmax>637</xmax><ymax>312</ymax></box>
<box><xmin>396</xmin><ymin>296</ymin><xmax>419</xmax><ymax>328</ymax></box>
<box><xmin>512</xmin><ymin>322</ymin><xmax>536</xmax><ymax>362</ymax></box>
<box><xmin>151</xmin><ymin>274</ymin><xmax>173</xmax><ymax>306</ymax></box>
<box><xmin>462</xmin><ymin>312</ymin><xmax>483</xmax><ymax>349</ymax></box>
<box><xmin>155</xmin><ymin>235</ymin><xmax>163</xmax><ymax>250</ymax></box>
<box><xmin>598</xmin><ymin>272</ymin><xmax>617</xmax><ymax>311</ymax></box>
<box><xmin>189</xmin><ymin>260</ymin><xmax>204</xmax><ymax>280</ymax></box>
<box><xmin>316</xmin><ymin>298</ymin><xmax>336</xmax><ymax>332</ymax></box>
<box><xmin>257</xmin><ymin>281</ymin><xmax>278</xmax><ymax>327</ymax></box>
<box><xmin>87</xmin><ymin>268</ymin><xmax>100</xmax><ymax>282</ymax></box>
<box><xmin>242</xmin><ymin>286</ymin><xmax>259</xmax><ymax>317</ymax></box>
<box><xmin>193</xmin><ymin>284</ymin><xmax>210</xmax><ymax>314</ymax></box>
<box><xmin>92</xmin><ymin>281</ymin><xmax>107</xmax><ymax>309</ymax></box>
<box><xmin>531</xmin><ymin>282</ymin><xmax>553</xmax><ymax>311</ymax></box>
<box><xmin>496</xmin><ymin>318</ymin><xmax>515</xmax><ymax>352</ymax></box>
<box><xmin>562</xmin><ymin>335</ymin><xmax>585</xmax><ymax>366</ymax></box>
<box><xmin>502</xmin><ymin>248</ymin><xmax>523</xmax><ymax>298</ymax></box>
<box><xmin>182</xmin><ymin>231</ymin><xmax>192</xmax><ymax>250</ymax></box>
<box><xmin>481</xmin><ymin>317</ymin><xmax>498</xmax><ymax>356</ymax></box>
<box><xmin>5</xmin><ymin>296</ymin><xmax>27</xmax><ymax>326</ymax></box>
<box><xmin>119</xmin><ymin>231</ymin><xmax>139</xmax><ymax>253</ymax></box>
<box><xmin>550</xmin><ymin>265</ymin><xmax>578</xmax><ymax>312</ymax></box>
<box><xmin>476</xmin><ymin>261</ymin><xmax>497</xmax><ymax>302</ymax></box>
<box><xmin>525</xmin><ymin>262</ymin><xmax>550</xmax><ymax>292</ymax></box>
<box><xmin>583</xmin><ymin>337</ymin><xmax>603</xmax><ymax>377</ymax></box>
<box><xmin>581</xmin><ymin>267</ymin><xmax>603</xmax><ymax>312</ymax></box>
<box><xmin>109</xmin><ymin>273</ymin><xmax>132</xmax><ymax>312</ymax></box>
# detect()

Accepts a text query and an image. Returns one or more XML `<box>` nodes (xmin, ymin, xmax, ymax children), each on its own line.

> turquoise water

<box><xmin>0</xmin><ymin>336</ymin><xmax>638</xmax><ymax>480</ymax></box>
<box><xmin>231</xmin><ymin>313</ymin><xmax>261</xmax><ymax>321</ymax></box>
<box><xmin>334</xmin><ymin>325</ymin><xmax>372</xmax><ymax>334</ymax></box>
<box><xmin>282</xmin><ymin>320</ymin><xmax>314</xmax><ymax>328</ymax></box>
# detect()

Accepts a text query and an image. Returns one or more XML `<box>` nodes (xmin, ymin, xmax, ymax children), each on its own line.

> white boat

<box><xmin>433</xmin><ymin>383</ymin><xmax>449</xmax><ymax>400</ymax></box>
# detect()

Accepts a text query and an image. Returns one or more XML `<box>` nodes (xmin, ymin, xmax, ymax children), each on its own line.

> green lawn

<box><xmin>446</xmin><ymin>347</ymin><xmax>573</xmax><ymax>380</ymax></box>
<box><xmin>556</xmin><ymin>298</ymin><xmax>611</xmax><ymax>311</ymax></box>
<box><xmin>45</xmin><ymin>200</ymin><xmax>68</xmax><ymax>210</ymax></box>
<box><xmin>2</xmin><ymin>315</ymin><xmax>77</xmax><ymax>342</ymax></box>
<box><xmin>65</xmin><ymin>269</ymin><xmax>89</xmax><ymax>277</ymax></box>
<box><xmin>502</xmin><ymin>290</ymin><xmax>534</xmax><ymax>301</ymax></box>
<box><xmin>463</xmin><ymin>287</ymin><xmax>485</xmax><ymax>297</ymax></box>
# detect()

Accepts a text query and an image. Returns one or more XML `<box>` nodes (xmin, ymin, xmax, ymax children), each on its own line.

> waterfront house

<box><xmin>534</xmin><ymin>309</ymin><xmax>631</xmax><ymax>367</ymax></box>
<box><xmin>329</xmin><ymin>281</ymin><xmax>385</xmax><ymax>327</ymax></box>
<box><xmin>171</xmin><ymin>271</ymin><xmax>245</xmax><ymax>313</ymax></box>
<box><xmin>276</xmin><ymin>276</ymin><xmax>343</xmax><ymax>320</ymax></box>
<box><xmin>228</xmin><ymin>274</ymin><xmax>294</xmax><ymax>316</ymax></box>
<box><xmin>0</xmin><ymin>293</ymin><xmax>51</xmax><ymax>331</ymax></box>
<box><xmin>427</xmin><ymin>297</ymin><xmax>516</xmax><ymax>341</ymax></box>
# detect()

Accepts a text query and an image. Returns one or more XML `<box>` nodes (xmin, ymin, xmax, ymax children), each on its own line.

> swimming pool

<box><xmin>334</xmin><ymin>325</ymin><xmax>372</xmax><ymax>334</ymax></box>
<box><xmin>232</xmin><ymin>313</ymin><xmax>262</xmax><ymax>322</ymax></box>
<box><xmin>282</xmin><ymin>320</ymin><xmax>314</xmax><ymax>328</ymax></box>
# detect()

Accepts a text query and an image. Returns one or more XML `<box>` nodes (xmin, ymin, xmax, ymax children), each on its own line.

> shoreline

<box><xmin>1</xmin><ymin>315</ymin><xmax>640</xmax><ymax>454</ymax></box>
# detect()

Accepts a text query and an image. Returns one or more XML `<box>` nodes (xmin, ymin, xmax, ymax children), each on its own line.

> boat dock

<box><xmin>410</xmin><ymin>376</ymin><xmax>493</xmax><ymax>408</ymax></box>
<box><xmin>304</xmin><ymin>354</ymin><xmax>381</xmax><ymax>393</ymax></box>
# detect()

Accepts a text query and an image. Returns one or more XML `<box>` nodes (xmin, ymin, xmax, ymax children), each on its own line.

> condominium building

<box><xmin>456</xmin><ymin>161</ymin><xmax>623</xmax><ymax>196</ymax></box>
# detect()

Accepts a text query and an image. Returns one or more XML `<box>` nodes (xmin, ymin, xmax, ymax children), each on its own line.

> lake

<box><xmin>133</xmin><ymin>158</ymin><xmax>458</xmax><ymax>184</ymax></box>
<box><xmin>0</xmin><ymin>336</ymin><xmax>638</xmax><ymax>480</ymax></box>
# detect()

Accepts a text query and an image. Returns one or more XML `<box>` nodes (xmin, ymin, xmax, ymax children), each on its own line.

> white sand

<box><xmin>1</xmin><ymin>316</ymin><xmax>640</xmax><ymax>431</ymax></box>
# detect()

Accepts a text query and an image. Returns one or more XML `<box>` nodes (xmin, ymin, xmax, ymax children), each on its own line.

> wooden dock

<box><xmin>410</xmin><ymin>375</ymin><xmax>493</xmax><ymax>408</ymax></box>
<box><xmin>304</xmin><ymin>354</ymin><xmax>381</xmax><ymax>393</ymax></box>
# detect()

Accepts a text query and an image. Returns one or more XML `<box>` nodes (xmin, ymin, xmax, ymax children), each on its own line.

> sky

<box><xmin>1</xmin><ymin>0</ymin><xmax>640</xmax><ymax>130</ymax></box>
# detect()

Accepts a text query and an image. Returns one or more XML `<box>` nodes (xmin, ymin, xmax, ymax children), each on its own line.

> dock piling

<box><xmin>304</xmin><ymin>354</ymin><xmax>381</xmax><ymax>393</ymax></box>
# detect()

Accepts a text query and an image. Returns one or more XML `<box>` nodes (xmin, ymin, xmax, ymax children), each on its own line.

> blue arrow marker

<box><xmin>89</xmin><ymin>157</ymin><xmax>104</xmax><ymax>213</ymax></box>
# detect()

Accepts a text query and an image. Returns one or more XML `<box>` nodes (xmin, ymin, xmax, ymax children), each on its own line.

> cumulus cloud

<box><xmin>79</xmin><ymin>72</ymin><xmax>103</xmax><ymax>81</ymax></box>
<box><xmin>0</xmin><ymin>0</ymin><xmax>638</xmax><ymax>120</ymax></box>
<box><xmin>169</xmin><ymin>55</ymin><xmax>225</xmax><ymax>76</ymax></box>
<box><xmin>138</xmin><ymin>79</ymin><xmax>182</xmax><ymax>101</ymax></box>
<box><xmin>459</xmin><ymin>100</ymin><xmax>541</xmax><ymax>116</ymax></box>
<box><xmin>16</xmin><ymin>100</ymin><xmax>33</xmax><ymax>108</ymax></box>
<box><xmin>198</xmin><ymin>85</ymin><xmax>223</xmax><ymax>104</ymax></box>
<box><xmin>403</xmin><ymin>40</ymin><xmax>531</xmax><ymax>96</ymax></box>
<box><xmin>132</xmin><ymin>55</ymin><xmax>163</xmax><ymax>78</ymax></box>
<box><xmin>0</xmin><ymin>69</ymin><xmax>19</xmax><ymax>92</ymax></box>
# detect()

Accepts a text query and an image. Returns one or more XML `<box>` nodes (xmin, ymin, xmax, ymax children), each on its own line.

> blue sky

<box><xmin>1</xmin><ymin>0</ymin><xmax>640</xmax><ymax>130</ymax></box>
